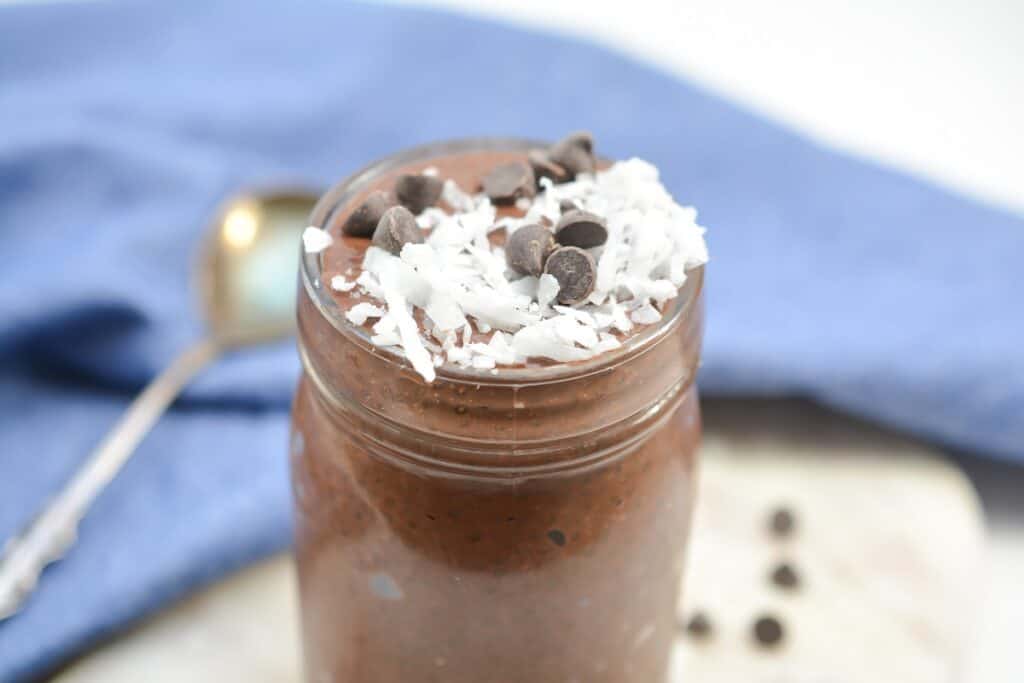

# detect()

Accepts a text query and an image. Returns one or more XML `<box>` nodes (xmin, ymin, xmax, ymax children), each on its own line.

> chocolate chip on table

<box><xmin>372</xmin><ymin>205</ymin><xmax>424</xmax><ymax>255</ymax></box>
<box><xmin>483</xmin><ymin>161</ymin><xmax>537</xmax><ymax>204</ymax></box>
<box><xmin>752</xmin><ymin>614</ymin><xmax>785</xmax><ymax>648</ymax></box>
<box><xmin>335</xmin><ymin>190</ymin><xmax>397</xmax><ymax>237</ymax></box>
<box><xmin>770</xmin><ymin>562</ymin><xmax>801</xmax><ymax>590</ymax></box>
<box><xmin>768</xmin><ymin>506</ymin><xmax>797</xmax><ymax>538</ymax></box>
<box><xmin>555</xmin><ymin>210</ymin><xmax>608</xmax><ymax>249</ymax></box>
<box><xmin>544</xmin><ymin>246</ymin><xmax>597</xmax><ymax>305</ymax></box>
<box><xmin>528</xmin><ymin>149</ymin><xmax>571</xmax><ymax>185</ymax></box>
<box><xmin>395</xmin><ymin>173</ymin><xmax>444</xmax><ymax>214</ymax></box>
<box><xmin>548</xmin><ymin>131</ymin><xmax>596</xmax><ymax>179</ymax></box>
<box><xmin>683</xmin><ymin>611</ymin><xmax>713</xmax><ymax>639</ymax></box>
<box><xmin>506</xmin><ymin>224</ymin><xmax>556</xmax><ymax>276</ymax></box>
<box><xmin>547</xmin><ymin>529</ymin><xmax>566</xmax><ymax>547</ymax></box>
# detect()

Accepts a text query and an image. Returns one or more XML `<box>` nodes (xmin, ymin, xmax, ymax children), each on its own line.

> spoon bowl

<box><xmin>200</xmin><ymin>190</ymin><xmax>319</xmax><ymax>346</ymax></box>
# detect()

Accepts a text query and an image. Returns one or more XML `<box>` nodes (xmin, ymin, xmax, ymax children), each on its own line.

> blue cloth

<box><xmin>1</xmin><ymin>1</ymin><xmax>1021</xmax><ymax>679</ymax></box>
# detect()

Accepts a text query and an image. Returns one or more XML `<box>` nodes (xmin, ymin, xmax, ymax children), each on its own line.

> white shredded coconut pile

<box><xmin>332</xmin><ymin>158</ymin><xmax>708</xmax><ymax>382</ymax></box>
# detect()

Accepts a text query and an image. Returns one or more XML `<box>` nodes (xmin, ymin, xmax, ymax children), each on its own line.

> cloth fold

<box><xmin>0</xmin><ymin>1</ymin><xmax>1021</xmax><ymax>679</ymax></box>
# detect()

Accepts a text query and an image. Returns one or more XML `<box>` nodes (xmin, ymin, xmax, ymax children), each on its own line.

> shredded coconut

<box><xmin>330</xmin><ymin>158</ymin><xmax>708</xmax><ymax>381</ymax></box>
<box><xmin>302</xmin><ymin>226</ymin><xmax>332</xmax><ymax>253</ymax></box>
<box><xmin>345</xmin><ymin>303</ymin><xmax>386</xmax><ymax>326</ymax></box>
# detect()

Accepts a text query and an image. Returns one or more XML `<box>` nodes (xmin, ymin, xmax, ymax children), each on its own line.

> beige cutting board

<box><xmin>56</xmin><ymin>400</ymin><xmax>985</xmax><ymax>683</ymax></box>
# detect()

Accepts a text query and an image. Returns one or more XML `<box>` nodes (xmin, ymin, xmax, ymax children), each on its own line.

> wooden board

<box><xmin>55</xmin><ymin>400</ymin><xmax>985</xmax><ymax>682</ymax></box>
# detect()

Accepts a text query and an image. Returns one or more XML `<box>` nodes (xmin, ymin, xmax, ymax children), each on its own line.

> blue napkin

<box><xmin>1</xmin><ymin>1</ymin><xmax>1021</xmax><ymax>679</ymax></box>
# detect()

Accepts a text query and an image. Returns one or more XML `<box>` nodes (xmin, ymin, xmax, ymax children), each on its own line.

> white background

<box><xmin>394</xmin><ymin>0</ymin><xmax>1024</xmax><ymax>215</ymax></box>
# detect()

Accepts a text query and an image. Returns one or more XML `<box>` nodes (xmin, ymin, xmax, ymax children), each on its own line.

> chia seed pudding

<box><xmin>291</xmin><ymin>135</ymin><xmax>707</xmax><ymax>682</ymax></box>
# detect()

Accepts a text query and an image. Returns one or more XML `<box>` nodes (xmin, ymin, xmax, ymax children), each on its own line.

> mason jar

<box><xmin>290</xmin><ymin>138</ymin><xmax>705</xmax><ymax>682</ymax></box>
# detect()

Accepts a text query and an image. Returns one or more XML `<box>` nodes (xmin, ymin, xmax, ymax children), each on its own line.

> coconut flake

<box><xmin>424</xmin><ymin>293</ymin><xmax>465</xmax><ymax>332</ymax></box>
<box><xmin>356</xmin><ymin>271</ymin><xmax>385</xmax><ymax>299</ymax></box>
<box><xmin>468</xmin><ymin>330</ymin><xmax>517</xmax><ymax>365</ymax></box>
<box><xmin>345</xmin><ymin>303</ymin><xmax>385</xmax><ymax>326</ymax></box>
<box><xmin>595</xmin><ymin>332</ymin><xmax>622</xmax><ymax>353</ymax></box>
<box><xmin>537</xmin><ymin>273</ymin><xmax>560</xmax><ymax>311</ymax></box>
<box><xmin>371</xmin><ymin>332</ymin><xmax>400</xmax><ymax>347</ymax></box>
<box><xmin>372</xmin><ymin>314</ymin><xmax>396</xmax><ymax>336</ymax></box>
<box><xmin>512</xmin><ymin>323</ymin><xmax>594</xmax><ymax>363</ymax></box>
<box><xmin>552</xmin><ymin>315</ymin><xmax>599</xmax><ymax>349</ymax></box>
<box><xmin>553</xmin><ymin>305</ymin><xmax>597</xmax><ymax>327</ymax></box>
<box><xmin>331</xmin><ymin>275</ymin><xmax>356</xmax><ymax>292</ymax></box>
<box><xmin>471</xmin><ymin>354</ymin><xmax>497</xmax><ymax>370</ymax></box>
<box><xmin>417</xmin><ymin>207</ymin><xmax>449</xmax><ymax>230</ymax></box>
<box><xmin>383</xmin><ymin>289</ymin><xmax>435</xmax><ymax>382</ymax></box>
<box><xmin>441</xmin><ymin>179</ymin><xmax>475</xmax><ymax>212</ymax></box>
<box><xmin>508</xmin><ymin>276</ymin><xmax>539</xmax><ymax>299</ymax></box>
<box><xmin>459</xmin><ymin>290</ymin><xmax>540</xmax><ymax>332</ymax></box>
<box><xmin>630</xmin><ymin>303</ymin><xmax>662</xmax><ymax>325</ymax></box>
<box><xmin>302</xmin><ymin>226</ymin><xmax>332</xmax><ymax>253</ymax></box>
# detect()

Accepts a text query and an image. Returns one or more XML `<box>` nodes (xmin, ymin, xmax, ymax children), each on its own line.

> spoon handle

<box><xmin>0</xmin><ymin>339</ymin><xmax>221</xmax><ymax>620</ymax></box>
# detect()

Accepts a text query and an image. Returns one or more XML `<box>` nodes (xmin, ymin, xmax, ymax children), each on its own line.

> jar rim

<box><xmin>300</xmin><ymin>136</ymin><xmax>704</xmax><ymax>387</ymax></box>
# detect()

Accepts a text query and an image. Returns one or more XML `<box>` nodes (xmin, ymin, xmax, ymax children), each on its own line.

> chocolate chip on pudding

<box><xmin>482</xmin><ymin>160</ymin><xmax>536</xmax><ymax>204</ymax></box>
<box><xmin>548</xmin><ymin>131</ymin><xmax>596</xmax><ymax>179</ymax></box>
<box><xmin>292</xmin><ymin>137</ymin><xmax>710</xmax><ymax>683</ymax></box>
<box><xmin>395</xmin><ymin>173</ymin><xmax>444</xmax><ymax>214</ymax></box>
<box><xmin>372</xmin><ymin>205</ymin><xmax>423</xmax><ymax>255</ymax></box>
<box><xmin>335</xmin><ymin>190</ymin><xmax>397</xmax><ymax>237</ymax></box>
<box><xmin>544</xmin><ymin>246</ymin><xmax>597</xmax><ymax>305</ymax></box>
<box><xmin>528</xmin><ymin>148</ymin><xmax>571</xmax><ymax>185</ymax></box>
<box><xmin>506</xmin><ymin>224</ymin><xmax>556</xmax><ymax>277</ymax></box>
<box><xmin>555</xmin><ymin>210</ymin><xmax>608</xmax><ymax>249</ymax></box>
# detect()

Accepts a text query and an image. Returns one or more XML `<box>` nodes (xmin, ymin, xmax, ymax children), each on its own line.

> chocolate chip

<box><xmin>544</xmin><ymin>246</ymin><xmax>597</xmax><ymax>305</ymax></box>
<box><xmin>769</xmin><ymin>506</ymin><xmax>797</xmax><ymax>538</ymax></box>
<box><xmin>683</xmin><ymin>612</ymin><xmax>713</xmax><ymax>639</ymax></box>
<box><xmin>334</xmin><ymin>190</ymin><xmax>397</xmax><ymax>237</ymax></box>
<box><xmin>547</xmin><ymin>529</ymin><xmax>566</xmax><ymax>546</ymax></box>
<box><xmin>549</xmin><ymin>131</ymin><xmax>596</xmax><ymax>179</ymax></box>
<box><xmin>770</xmin><ymin>562</ymin><xmax>801</xmax><ymax>590</ymax></box>
<box><xmin>563</xmin><ymin>130</ymin><xmax>594</xmax><ymax>155</ymax></box>
<box><xmin>372</xmin><ymin>205</ymin><xmax>423</xmax><ymax>255</ymax></box>
<box><xmin>395</xmin><ymin>173</ymin><xmax>444</xmax><ymax>214</ymax></box>
<box><xmin>555</xmin><ymin>210</ymin><xmax>608</xmax><ymax>249</ymax></box>
<box><xmin>506</xmin><ymin>224</ymin><xmax>556</xmax><ymax>276</ymax></box>
<box><xmin>528</xmin><ymin>149</ymin><xmax>571</xmax><ymax>185</ymax></box>
<box><xmin>483</xmin><ymin>161</ymin><xmax>536</xmax><ymax>204</ymax></box>
<box><xmin>559</xmin><ymin>199</ymin><xmax>579</xmax><ymax>213</ymax></box>
<box><xmin>752</xmin><ymin>614</ymin><xmax>785</xmax><ymax>648</ymax></box>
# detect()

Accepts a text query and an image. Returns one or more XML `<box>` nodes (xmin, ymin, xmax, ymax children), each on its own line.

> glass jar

<box><xmin>290</xmin><ymin>139</ymin><xmax>705</xmax><ymax>683</ymax></box>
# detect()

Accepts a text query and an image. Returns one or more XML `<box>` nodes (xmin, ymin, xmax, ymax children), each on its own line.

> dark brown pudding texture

<box><xmin>291</xmin><ymin>139</ymin><xmax>705</xmax><ymax>682</ymax></box>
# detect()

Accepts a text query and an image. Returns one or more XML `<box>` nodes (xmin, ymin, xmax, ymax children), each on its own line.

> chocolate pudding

<box><xmin>291</xmin><ymin>137</ymin><xmax>706</xmax><ymax>682</ymax></box>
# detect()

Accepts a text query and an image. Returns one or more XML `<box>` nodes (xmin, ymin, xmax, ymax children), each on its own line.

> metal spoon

<box><xmin>0</xmin><ymin>189</ymin><xmax>320</xmax><ymax>620</ymax></box>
